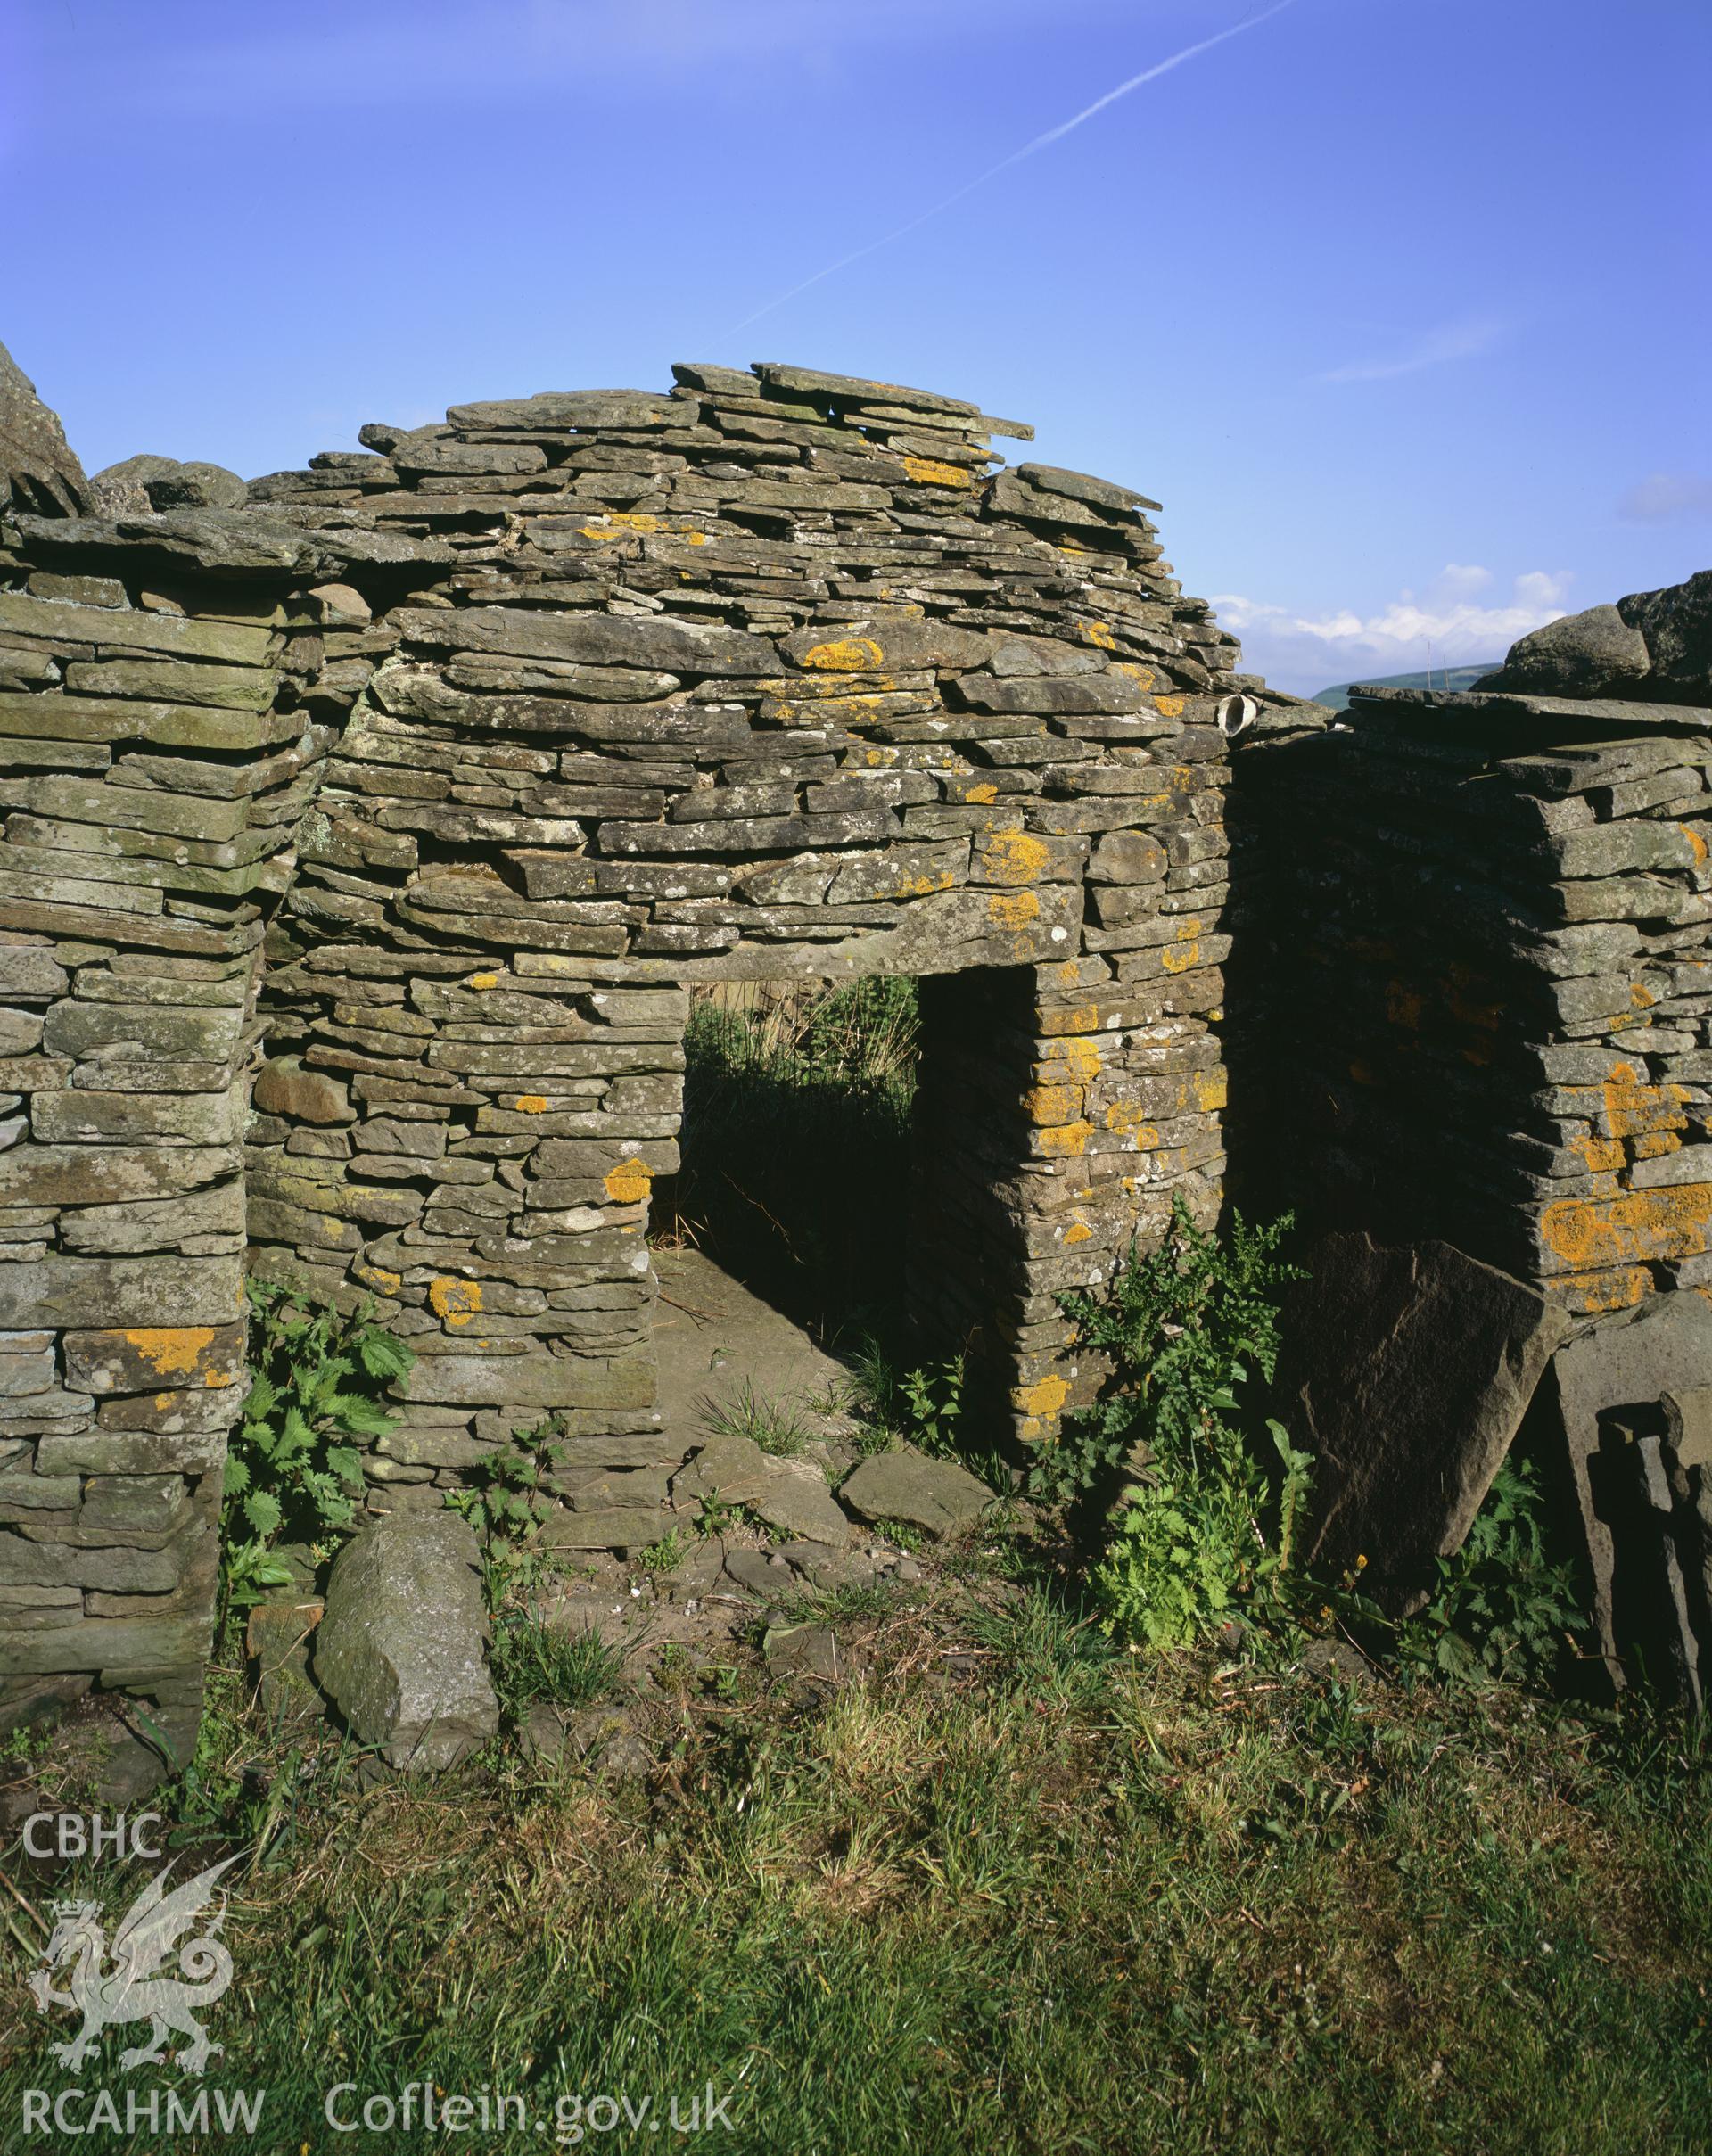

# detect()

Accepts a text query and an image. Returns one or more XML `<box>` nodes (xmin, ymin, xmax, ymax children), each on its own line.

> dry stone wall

<box><xmin>3</xmin><ymin>358</ymin><xmax>1259</xmax><ymax>1745</ymax></box>
<box><xmin>1234</xmin><ymin>669</ymin><xmax>1712</xmax><ymax>1316</ymax></box>
<box><xmin>0</xmin><ymin>501</ymin><xmax>447</xmax><ymax>1764</ymax></box>
<box><xmin>245</xmin><ymin>361</ymin><xmax>1248</xmax><ymax>1517</ymax></box>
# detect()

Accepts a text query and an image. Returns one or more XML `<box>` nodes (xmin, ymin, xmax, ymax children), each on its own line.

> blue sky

<box><xmin>4</xmin><ymin>0</ymin><xmax>1708</xmax><ymax>692</ymax></box>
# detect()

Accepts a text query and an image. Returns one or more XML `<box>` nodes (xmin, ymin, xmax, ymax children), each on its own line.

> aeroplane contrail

<box><xmin>727</xmin><ymin>0</ymin><xmax>1298</xmax><ymax>336</ymax></box>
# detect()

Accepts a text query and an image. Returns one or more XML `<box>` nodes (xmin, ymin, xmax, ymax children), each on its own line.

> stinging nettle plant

<box><xmin>1036</xmin><ymin>1195</ymin><xmax>1311</xmax><ymax>1649</ymax></box>
<box><xmin>222</xmin><ymin>1279</ymin><xmax>414</xmax><ymax>1615</ymax></box>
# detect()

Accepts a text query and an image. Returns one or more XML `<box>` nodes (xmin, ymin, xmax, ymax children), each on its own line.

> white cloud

<box><xmin>1213</xmin><ymin>565</ymin><xmax>1573</xmax><ymax>695</ymax></box>
<box><xmin>1317</xmin><ymin>317</ymin><xmax>1505</xmax><ymax>386</ymax></box>
<box><xmin>1618</xmin><ymin>472</ymin><xmax>1712</xmax><ymax>524</ymax></box>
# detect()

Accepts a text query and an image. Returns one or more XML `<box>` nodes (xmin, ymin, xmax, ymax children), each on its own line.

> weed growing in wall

<box><xmin>446</xmin><ymin>1411</ymin><xmax>580</xmax><ymax>1602</ymax></box>
<box><xmin>221</xmin><ymin>1280</ymin><xmax>413</xmax><ymax>1617</ymax></box>
<box><xmin>1038</xmin><ymin>1197</ymin><xmax>1309</xmax><ymax>1647</ymax></box>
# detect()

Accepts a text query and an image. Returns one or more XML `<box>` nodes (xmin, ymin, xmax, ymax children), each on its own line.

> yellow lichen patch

<box><xmin>892</xmin><ymin>870</ymin><xmax>957</xmax><ymax>899</ymax></box>
<box><xmin>1063</xmin><ymin>1219</ymin><xmax>1092</xmax><ymax>1246</ymax></box>
<box><xmin>1037</xmin><ymin>1120</ymin><xmax>1092</xmax><ymax>1158</ymax></box>
<box><xmin>580</xmin><ymin>512</ymin><xmax>663</xmax><ymax>541</ymax></box>
<box><xmin>1631</xmin><ymin>980</ymin><xmax>1657</xmax><ymax>1010</ymax></box>
<box><xmin>1040</xmin><ymin>1001</ymin><xmax>1099</xmax><ymax>1037</ymax></box>
<box><xmin>604</xmin><ymin>1157</ymin><xmax>654</xmax><ymax>1205</ymax></box>
<box><xmin>1023</xmin><ymin>1083</ymin><xmax>1081</xmax><ymax>1126</ymax></box>
<box><xmin>1386</xmin><ymin>981</ymin><xmax>1426</xmax><ymax>1031</ymax></box>
<box><xmin>1572</xmin><ymin>1134</ymin><xmax>1626</xmax><ymax>1173</ymax></box>
<box><xmin>1153</xmin><ymin>695</ymin><xmax>1186</xmax><ymax>719</ymax></box>
<box><xmin>1630</xmin><ymin>1131</ymin><xmax>1682</xmax><ymax>1160</ymax></box>
<box><xmin>429</xmin><ymin>1277</ymin><xmax>482</xmax><ymax>1328</ymax></box>
<box><xmin>901</xmin><ymin>455</ymin><xmax>971</xmax><ymax>488</ymax></box>
<box><xmin>513</xmin><ymin>1095</ymin><xmax>548</xmax><ymax>1114</ymax></box>
<box><xmin>1681</xmin><ymin>824</ymin><xmax>1709</xmax><ymax>864</ymax></box>
<box><xmin>1540</xmin><ymin>1185</ymin><xmax>1712</xmax><ymax>1271</ymax></box>
<box><xmin>761</xmin><ymin>673</ymin><xmax>897</xmax><ymax>701</ymax></box>
<box><xmin>955</xmin><ymin>780</ymin><xmax>999</xmax><ymax>805</ymax></box>
<box><xmin>1077</xmin><ymin>621</ymin><xmax>1117</xmax><ymax>652</ymax></box>
<box><xmin>802</xmin><ymin>636</ymin><xmax>885</xmax><ymax>672</ymax></box>
<box><xmin>988</xmin><ymin>889</ymin><xmax>1041</xmax><ymax>929</ymax></box>
<box><xmin>984</xmin><ymin>830</ymin><xmax>1051</xmax><ymax>885</ymax></box>
<box><xmin>1601</xmin><ymin>1065</ymin><xmax>1689</xmax><ymax>1139</ymax></box>
<box><xmin>1043</xmin><ymin>1036</ymin><xmax>1103</xmax><ymax>1084</ymax></box>
<box><xmin>123</xmin><ymin>1328</ymin><xmax>218</xmax><ymax>1378</ymax></box>
<box><xmin>1444</xmin><ymin>962</ymin><xmax>1503</xmax><ymax>1035</ymax></box>
<box><xmin>1018</xmin><ymin>1373</ymin><xmax>1071</xmax><ymax>1419</ymax></box>
<box><xmin>1105</xmin><ymin>1103</ymin><xmax>1160</xmax><ymax>1147</ymax></box>
<box><xmin>861</xmin><ymin>746</ymin><xmax>900</xmax><ymax>768</ymax></box>
<box><xmin>1192</xmin><ymin>1070</ymin><xmax>1228</xmax><ymax>1113</ymax></box>
<box><xmin>684</xmin><ymin>531</ymin><xmax>708</xmax><ymax>546</ymax></box>
<box><xmin>355</xmin><ymin>1264</ymin><xmax>402</xmax><ymax>1297</ymax></box>
<box><xmin>1160</xmin><ymin>937</ymin><xmax>1201</xmax><ymax>975</ymax></box>
<box><xmin>467</xmin><ymin>972</ymin><xmax>499</xmax><ymax>991</ymax></box>
<box><xmin>1113</xmin><ymin>663</ymin><xmax>1156</xmax><ymax>691</ymax></box>
<box><xmin>1558</xmin><ymin>1267</ymin><xmax>1651</xmax><ymax>1316</ymax></box>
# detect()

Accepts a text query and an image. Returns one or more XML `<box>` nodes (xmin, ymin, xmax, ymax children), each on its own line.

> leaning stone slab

<box><xmin>313</xmin><ymin>1512</ymin><xmax>498</xmax><ymax>1771</ymax></box>
<box><xmin>1280</xmin><ymin>1232</ymin><xmax>1570</xmax><ymax>1611</ymax></box>
<box><xmin>837</xmin><ymin>1450</ymin><xmax>992</xmax><ymax>1540</ymax></box>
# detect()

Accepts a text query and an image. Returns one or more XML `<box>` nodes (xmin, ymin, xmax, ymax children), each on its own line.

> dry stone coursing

<box><xmin>240</xmin><ymin>359</ymin><xmax>1250</xmax><ymax>1532</ymax></box>
<box><xmin>1234</xmin><ymin>599</ymin><xmax>1712</xmax><ymax>1697</ymax></box>
<box><xmin>1</xmin><ymin>353</ymin><xmax>1260</xmax><ymax>1759</ymax></box>
<box><xmin>1233</xmin><ymin>662</ymin><xmax>1712</xmax><ymax>1317</ymax></box>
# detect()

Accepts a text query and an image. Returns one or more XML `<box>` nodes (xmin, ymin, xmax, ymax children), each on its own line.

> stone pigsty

<box><xmin>0</xmin><ymin>352</ymin><xmax>1271</xmax><ymax>1763</ymax></box>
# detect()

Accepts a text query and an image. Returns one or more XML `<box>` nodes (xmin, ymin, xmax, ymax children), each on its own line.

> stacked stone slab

<box><xmin>1233</xmin><ymin>667</ymin><xmax>1712</xmax><ymax>1317</ymax></box>
<box><xmin>0</xmin><ymin>486</ymin><xmax>447</xmax><ymax>1757</ymax></box>
<box><xmin>4</xmin><ymin>354</ymin><xmax>1268</xmax><ymax>1746</ymax></box>
<box><xmin>241</xmin><ymin>360</ymin><xmax>1254</xmax><ymax>1501</ymax></box>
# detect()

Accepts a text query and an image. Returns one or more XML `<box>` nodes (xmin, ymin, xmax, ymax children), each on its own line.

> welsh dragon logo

<box><xmin>27</xmin><ymin>1855</ymin><xmax>239</xmax><ymax>2077</ymax></box>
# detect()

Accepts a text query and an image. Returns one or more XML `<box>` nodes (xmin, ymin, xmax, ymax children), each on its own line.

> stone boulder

<box><xmin>1276</xmin><ymin>1232</ymin><xmax>1569</xmax><ymax>1611</ymax></box>
<box><xmin>1478</xmin><ymin>571</ymin><xmax>1712</xmax><ymax>705</ymax></box>
<box><xmin>313</xmin><ymin>1512</ymin><xmax>498</xmax><ymax>1770</ymax></box>
<box><xmin>0</xmin><ymin>338</ymin><xmax>90</xmax><ymax>517</ymax></box>
<box><xmin>1619</xmin><ymin>569</ymin><xmax>1712</xmax><ymax>704</ymax></box>
<box><xmin>838</xmin><ymin>1450</ymin><xmax>992</xmax><ymax>1540</ymax></box>
<box><xmin>88</xmin><ymin>453</ymin><xmax>248</xmax><ymax>517</ymax></box>
<box><xmin>1477</xmin><ymin>604</ymin><xmax>1650</xmax><ymax>699</ymax></box>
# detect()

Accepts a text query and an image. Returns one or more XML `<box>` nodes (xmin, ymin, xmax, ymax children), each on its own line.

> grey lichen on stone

<box><xmin>0</xmin><ymin>337</ymin><xmax>91</xmax><ymax>517</ymax></box>
<box><xmin>313</xmin><ymin>1511</ymin><xmax>498</xmax><ymax>1771</ymax></box>
<box><xmin>838</xmin><ymin>1451</ymin><xmax>993</xmax><ymax>1540</ymax></box>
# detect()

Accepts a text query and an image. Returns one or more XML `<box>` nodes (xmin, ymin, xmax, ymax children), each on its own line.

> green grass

<box><xmin>489</xmin><ymin>1607</ymin><xmax>626</xmax><ymax>1716</ymax></box>
<box><xmin>702</xmin><ymin>1378</ymin><xmax>814</xmax><ymax>1458</ymax></box>
<box><xmin>5</xmin><ymin>1587</ymin><xmax>1709</xmax><ymax>2153</ymax></box>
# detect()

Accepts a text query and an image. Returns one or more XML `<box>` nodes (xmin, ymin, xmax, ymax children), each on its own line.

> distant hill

<box><xmin>1311</xmin><ymin>663</ymin><xmax>1500</xmax><ymax>712</ymax></box>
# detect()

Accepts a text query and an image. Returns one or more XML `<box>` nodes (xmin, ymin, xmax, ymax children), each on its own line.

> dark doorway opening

<box><xmin>652</xmin><ymin>975</ymin><xmax>922</xmax><ymax>1354</ymax></box>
